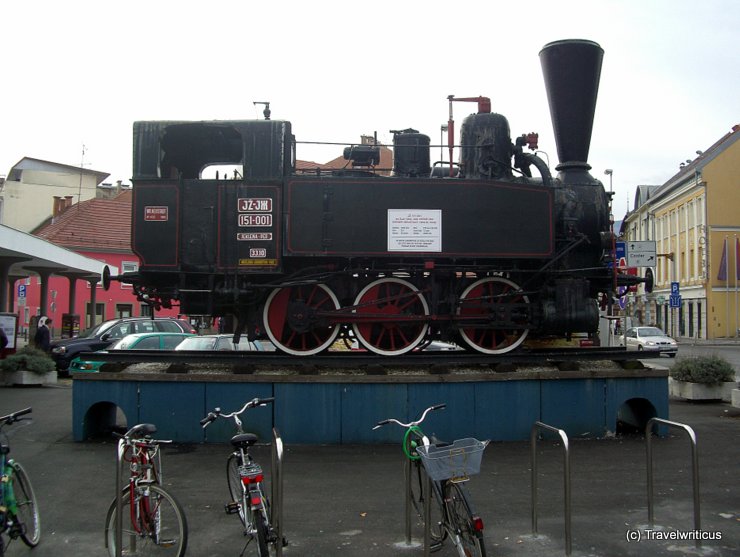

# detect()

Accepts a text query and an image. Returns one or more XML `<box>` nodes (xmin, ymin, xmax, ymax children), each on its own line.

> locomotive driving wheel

<box><xmin>456</xmin><ymin>277</ymin><xmax>530</xmax><ymax>354</ymax></box>
<box><xmin>263</xmin><ymin>283</ymin><xmax>341</xmax><ymax>355</ymax></box>
<box><xmin>352</xmin><ymin>277</ymin><xmax>430</xmax><ymax>356</ymax></box>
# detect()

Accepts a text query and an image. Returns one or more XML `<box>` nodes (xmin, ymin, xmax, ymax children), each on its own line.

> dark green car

<box><xmin>69</xmin><ymin>332</ymin><xmax>196</xmax><ymax>372</ymax></box>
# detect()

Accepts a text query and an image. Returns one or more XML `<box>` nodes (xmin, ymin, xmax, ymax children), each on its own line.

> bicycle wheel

<box><xmin>443</xmin><ymin>482</ymin><xmax>486</xmax><ymax>557</ymax></box>
<box><xmin>105</xmin><ymin>484</ymin><xmax>188</xmax><ymax>557</ymax></box>
<box><xmin>252</xmin><ymin>507</ymin><xmax>271</xmax><ymax>557</ymax></box>
<box><xmin>227</xmin><ymin>453</ymin><xmax>247</xmax><ymax>526</ymax></box>
<box><xmin>11</xmin><ymin>461</ymin><xmax>41</xmax><ymax>547</ymax></box>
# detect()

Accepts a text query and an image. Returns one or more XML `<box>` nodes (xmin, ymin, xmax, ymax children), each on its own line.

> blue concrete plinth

<box><xmin>72</xmin><ymin>369</ymin><xmax>669</xmax><ymax>443</ymax></box>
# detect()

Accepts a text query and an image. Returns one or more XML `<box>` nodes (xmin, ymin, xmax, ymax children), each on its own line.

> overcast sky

<box><xmin>3</xmin><ymin>0</ymin><xmax>738</xmax><ymax>219</ymax></box>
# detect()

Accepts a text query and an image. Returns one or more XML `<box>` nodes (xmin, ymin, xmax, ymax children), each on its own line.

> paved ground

<box><xmin>1</xmin><ymin>380</ymin><xmax>739</xmax><ymax>557</ymax></box>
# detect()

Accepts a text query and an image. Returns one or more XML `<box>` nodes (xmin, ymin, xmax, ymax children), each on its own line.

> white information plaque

<box><xmin>387</xmin><ymin>209</ymin><xmax>442</xmax><ymax>252</ymax></box>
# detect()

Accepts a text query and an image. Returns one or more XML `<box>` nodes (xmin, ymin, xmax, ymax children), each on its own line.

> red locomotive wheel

<box><xmin>352</xmin><ymin>278</ymin><xmax>429</xmax><ymax>356</ymax></box>
<box><xmin>457</xmin><ymin>277</ymin><xmax>530</xmax><ymax>354</ymax></box>
<box><xmin>263</xmin><ymin>283</ymin><xmax>340</xmax><ymax>355</ymax></box>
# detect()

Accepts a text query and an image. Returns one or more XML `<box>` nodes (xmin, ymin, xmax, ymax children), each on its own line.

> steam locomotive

<box><xmin>105</xmin><ymin>39</ymin><xmax>647</xmax><ymax>356</ymax></box>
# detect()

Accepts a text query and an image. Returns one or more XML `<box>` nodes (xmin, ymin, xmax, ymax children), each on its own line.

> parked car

<box><xmin>51</xmin><ymin>317</ymin><xmax>196</xmax><ymax>372</ymax></box>
<box><xmin>621</xmin><ymin>326</ymin><xmax>678</xmax><ymax>357</ymax></box>
<box><xmin>69</xmin><ymin>332</ymin><xmax>197</xmax><ymax>372</ymax></box>
<box><xmin>175</xmin><ymin>334</ymin><xmax>274</xmax><ymax>352</ymax></box>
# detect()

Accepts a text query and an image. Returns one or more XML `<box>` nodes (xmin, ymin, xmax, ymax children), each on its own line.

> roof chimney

<box><xmin>52</xmin><ymin>196</ymin><xmax>63</xmax><ymax>218</ymax></box>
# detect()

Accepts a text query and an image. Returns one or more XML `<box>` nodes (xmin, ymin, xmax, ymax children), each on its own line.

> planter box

<box><xmin>669</xmin><ymin>378</ymin><xmax>737</xmax><ymax>402</ymax></box>
<box><xmin>2</xmin><ymin>369</ymin><xmax>58</xmax><ymax>386</ymax></box>
<box><xmin>732</xmin><ymin>389</ymin><xmax>740</xmax><ymax>409</ymax></box>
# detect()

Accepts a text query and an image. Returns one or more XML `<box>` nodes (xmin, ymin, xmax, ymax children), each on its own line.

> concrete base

<box><xmin>2</xmin><ymin>369</ymin><xmax>57</xmax><ymax>386</ymax></box>
<box><xmin>668</xmin><ymin>377</ymin><xmax>736</xmax><ymax>401</ymax></box>
<box><xmin>72</xmin><ymin>367</ymin><xmax>669</xmax><ymax>443</ymax></box>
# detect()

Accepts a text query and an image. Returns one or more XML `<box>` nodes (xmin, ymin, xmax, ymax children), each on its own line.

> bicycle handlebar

<box><xmin>372</xmin><ymin>403</ymin><xmax>446</xmax><ymax>430</ymax></box>
<box><xmin>112</xmin><ymin>423</ymin><xmax>172</xmax><ymax>444</ymax></box>
<box><xmin>201</xmin><ymin>397</ymin><xmax>275</xmax><ymax>428</ymax></box>
<box><xmin>0</xmin><ymin>407</ymin><xmax>32</xmax><ymax>425</ymax></box>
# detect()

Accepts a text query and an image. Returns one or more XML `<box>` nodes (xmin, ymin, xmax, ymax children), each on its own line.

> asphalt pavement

<box><xmin>1</xmin><ymin>378</ymin><xmax>739</xmax><ymax>557</ymax></box>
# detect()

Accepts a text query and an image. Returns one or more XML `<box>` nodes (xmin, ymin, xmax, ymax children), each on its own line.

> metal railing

<box><xmin>423</xmin><ymin>473</ymin><xmax>433</xmax><ymax>557</ymax></box>
<box><xmin>114</xmin><ymin>437</ymin><xmax>125</xmax><ymax>557</ymax></box>
<box><xmin>645</xmin><ymin>417</ymin><xmax>701</xmax><ymax>548</ymax></box>
<box><xmin>531</xmin><ymin>421</ymin><xmax>572</xmax><ymax>556</ymax></box>
<box><xmin>271</xmin><ymin>427</ymin><xmax>285</xmax><ymax>557</ymax></box>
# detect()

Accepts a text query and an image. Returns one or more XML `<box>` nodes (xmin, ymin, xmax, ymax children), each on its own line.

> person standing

<box><xmin>0</xmin><ymin>326</ymin><xmax>8</xmax><ymax>352</ymax></box>
<box><xmin>34</xmin><ymin>316</ymin><xmax>52</xmax><ymax>352</ymax></box>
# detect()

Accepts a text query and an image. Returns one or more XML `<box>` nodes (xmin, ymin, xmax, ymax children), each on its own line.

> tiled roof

<box><xmin>296</xmin><ymin>138</ymin><xmax>394</xmax><ymax>176</ymax></box>
<box><xmin>34</xmin><ymin>190</ymin><xmax>133</xmax><ymax>253</ymax></box>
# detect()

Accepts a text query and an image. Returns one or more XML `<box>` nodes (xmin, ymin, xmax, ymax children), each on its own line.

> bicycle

<box><xmin>104</xmin><ymin>423</ymin><xmax>188</xmax><ymax>556</ymax></box>
<box><xmin>201</xmin><ymin>397</ymin><xmax>284</xmax><ymax>557</ymax></box>
<box><xmin>374</xmin><ymin>403</ymin><xmax>489</xmax><ymax>556</ymax></box>
<box><xmin>0</xmin><ymin>408</ymin><xmax>40</xmax><ymax>556</ymax></box>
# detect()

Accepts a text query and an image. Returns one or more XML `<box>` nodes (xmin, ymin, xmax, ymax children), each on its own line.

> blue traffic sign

<box><xmin>669</xmin><ymin>294</ymin><xmax>682</xmax><ymax>308</ymax></box>
<box><xmin>615</xmin><ymin>241</ymin><xmax>626</xmax><ymax>260</ymax></box>
<box><xmin>671</xmin><ymin>281</ymin><xmax>679</xmax><ymax>295</ymax></box>
<box><xmin>18</xmin><ymin>284</ymin><xmax>26</xmax><ymax>298</ymax></box>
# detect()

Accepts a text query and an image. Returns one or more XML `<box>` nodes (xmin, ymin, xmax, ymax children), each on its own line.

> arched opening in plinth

<box><xmin>83</xmin><ymin>401</ymin><xmax>128</xmax><ymax>439</ymax></box>
<box><xmin>616</xmin><ymin>397</ymin><xmax>657</xmax><ymax>435</ymax></box>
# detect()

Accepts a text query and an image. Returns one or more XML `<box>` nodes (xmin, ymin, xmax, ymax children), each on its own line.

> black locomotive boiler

<box><xmin>106</xmin><ymin>39</ymin><xmax>646</xmax><ymax>357</ymax></box>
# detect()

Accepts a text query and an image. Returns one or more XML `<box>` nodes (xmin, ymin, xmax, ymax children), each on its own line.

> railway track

<box><xmin>74</xmin><ymin>346</ymin><xmax>658</xmax><ymax>375</ymax></box>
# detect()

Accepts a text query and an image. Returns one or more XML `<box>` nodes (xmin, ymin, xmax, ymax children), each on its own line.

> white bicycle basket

<box><xmin>416</xmin><ymin>438</ymin><xmax>489</xmax><ymax>481</ymax></box>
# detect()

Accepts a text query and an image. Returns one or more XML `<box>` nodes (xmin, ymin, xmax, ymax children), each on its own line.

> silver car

<box><xmin>622</xmin><ymin>326</ymin><xmax>678</xmax><ymax>357</ymax></box>
<box><xmin>175</xmin><ymin>334</ymin><xmax>274</xmax><ymax>352</ymax></box>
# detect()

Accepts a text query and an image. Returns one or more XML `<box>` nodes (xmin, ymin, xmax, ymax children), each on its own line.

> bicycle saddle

<box><xmin>231</xmin><ymin>433</ymin><xmax>258</xmax><ymax>448</ymax></box>
<box><xmin>130</xmin><ymin>423</ymin><xmax>157</xmax><ymax>437</ymax></box>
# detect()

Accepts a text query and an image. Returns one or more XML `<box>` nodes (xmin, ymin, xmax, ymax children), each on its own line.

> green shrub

<box><xmin>669</xmin><ymin>355</ymin><xmax>736</xmax><ymax>385</ymax></box>
<box><xmin>0</xmin><ymin>345</ymin><xmax>56</xmax><ymax>375</ymax></box>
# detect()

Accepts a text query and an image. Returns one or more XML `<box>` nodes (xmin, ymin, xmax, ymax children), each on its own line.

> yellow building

<box><xmin>623</xmin><ymin>125</ymin><xmax>740</xmax><ymax>340</ymax></box>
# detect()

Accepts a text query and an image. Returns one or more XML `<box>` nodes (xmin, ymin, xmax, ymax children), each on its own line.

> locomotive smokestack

<box><xmin>539</xmin><ymin>39</ymin><xmax>604</xmax><ymax>170</ymax></box>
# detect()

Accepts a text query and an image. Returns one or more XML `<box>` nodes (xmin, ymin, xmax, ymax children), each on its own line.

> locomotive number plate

<box><xmin>144</xmin><ymin>206</ymin><xmax>169</xmax><ymax>221</ymax></box>
<box><xmin>238</xmin><ymin>214</ymin><xmax>273</xmax><ymax>227</ymax></box>
<box><xmin>238</xmin><ymin>198</ymin><xmax>272</xmax><ymax>212</ymax></box>
<box><xmin>237</xmin><ymin>232</ymin><xmax>273</xmax><ymax>241</ymax></box>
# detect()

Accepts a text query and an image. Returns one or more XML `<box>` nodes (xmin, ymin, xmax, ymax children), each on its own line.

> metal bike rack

<box><xmin>271</xmin><ymin>427</ymin><xmax>285</xmax><ymax>557</ymax></box>
<box><xmin>645</xmin><ymin>417</ymin><xmax>701</xmax><ymax>548</ymax></box>
<box><xmin>423</xmin><ymin>473</ymin><xmax>433</xmax><ymax>557</ymax></box>
<box><xmin>114</xmin><ymin>437</ymin><xmax>125</xmax><ymax>557</ymax></box>
<box><xmin>531</xmin><ymin>421</ymin><xmax>572</xmax><ymax>556</ymax></box>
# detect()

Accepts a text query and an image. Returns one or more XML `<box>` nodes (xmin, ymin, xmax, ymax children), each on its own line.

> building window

<box><xmin>120</xmin><ymin>261</ymin><xmax>138</xmax><ymax>289</ymax></box>
<box><xmin>116</xmin><ymin>304</ymin><xmax>133</xmax><ymax>319</ymax></box>
<box><xmin>85</xmin><ymin>303</ymin><xmax>105</xmax><ymax>328</ymax></box>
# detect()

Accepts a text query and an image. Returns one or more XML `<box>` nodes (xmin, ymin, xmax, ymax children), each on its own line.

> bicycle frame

<box><xmin>123</xmin><ymin>439</ymin><xmax>163</xmax><ymax>536</ymax></box>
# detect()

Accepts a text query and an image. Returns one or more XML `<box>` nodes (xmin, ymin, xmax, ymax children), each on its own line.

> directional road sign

<box><xmin>626</xmin><ymin>240</ymin><xmax>656</xmax><ymax>267</ymax></box>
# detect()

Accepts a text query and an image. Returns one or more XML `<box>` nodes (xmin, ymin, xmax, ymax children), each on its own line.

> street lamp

<box><xmin>604</xmin><ymin>169</ymin><xmax>617</xmax><ymax>315</ymax></box>
<box><xmin>604</xmin><ymin>168</ymin><xmax>613</xmax><ymax>192</ymax></box>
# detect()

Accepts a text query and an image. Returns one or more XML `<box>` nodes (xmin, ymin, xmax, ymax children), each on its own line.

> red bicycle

<box><xmin>104</xmin><ymin>423</ymin><xmax>188</xmax><ymax>556</ymax></box>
